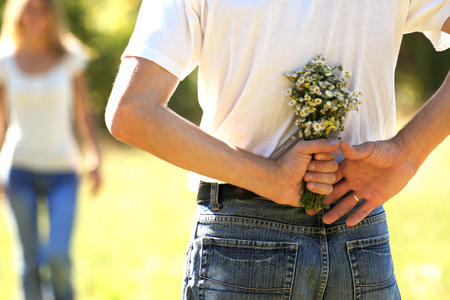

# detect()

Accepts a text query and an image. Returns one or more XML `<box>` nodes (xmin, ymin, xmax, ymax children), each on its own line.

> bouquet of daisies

<box><xmin>284</xmin><ymin>55</ymin><xmax>362</xmax><ymax>210</ymax></box>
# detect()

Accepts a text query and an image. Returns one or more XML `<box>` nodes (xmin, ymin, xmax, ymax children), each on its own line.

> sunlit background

<box><xmin>0</xmin><ymin>1</ymin><xmax>449</xmax><ymax>299</ymax></box>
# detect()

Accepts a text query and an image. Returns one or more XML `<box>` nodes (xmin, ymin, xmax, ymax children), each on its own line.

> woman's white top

<box><xmin>0</xmin><ymin>51</ymin><xmax>86</xmax><ymax>174</ymax></box>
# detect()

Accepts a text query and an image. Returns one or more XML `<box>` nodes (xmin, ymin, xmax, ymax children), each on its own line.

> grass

<box><xmin>1</xmin><ymin>135</ymin><xmax>450</xmax><ymax>299</ymax></box>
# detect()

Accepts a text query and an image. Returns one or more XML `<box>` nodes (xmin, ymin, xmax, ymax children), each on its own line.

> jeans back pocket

<box><xmin>347</xmin><ymin>232</ymin><xmax>400</xmax><ymax>299</ymax></box>
<box><xmin>199</xmin><ymin>237</ymin><xmax>298</xmax><ymax>299</ymax></box>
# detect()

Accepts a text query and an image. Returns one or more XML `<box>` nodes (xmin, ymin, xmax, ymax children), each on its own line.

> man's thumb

<box><xmin>297</xmin><ymin>139</ymin><xmax>340</xmax><ymax>154</ymax></box>
<box><xmin>340</xmin><ymin>140</ymin><xmax>371</xmax><ymax>160</ymax></box>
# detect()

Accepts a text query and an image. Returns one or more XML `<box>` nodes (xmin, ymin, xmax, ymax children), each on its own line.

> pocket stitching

<box><xmin>347</xmin><ymin>232</ymin><xmax>394</xmax><ymax>287</ymax></box>
<box><xmin>200</xmin><ymin>237</ymin><xmax>298</xmax><ymax>291</ymax></box>
<box><xmin>355</xmin><ymin>273</ymin><xmax>395</xmax><ymax>287</ymax></box>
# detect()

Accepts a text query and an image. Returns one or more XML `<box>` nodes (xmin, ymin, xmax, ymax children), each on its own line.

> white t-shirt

<box><xmin>0</xmin><ymin>51</ymin><xmax>86</xmax><ymax>174</ymax></box>
<box><xmin>123</xmin><ymin>0</ymin><xmax>450</xmax><ymax>190</ymax></box>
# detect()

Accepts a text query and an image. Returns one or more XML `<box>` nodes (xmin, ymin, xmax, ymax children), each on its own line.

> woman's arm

<box><xmin>0</xmin><ymin>84</ymin><xmax>7</xmax><ymax>196</ymax></box>
<box><xmin>106</xmin><ymin>57</ymin><xmax>340</xmax><ymax>206</ymax></box>
<box><xmin>0</xmin><ymin>84</ymin><xmax>6</xmax><ymax>153</ymax></box>
<box><xmin>73</xmin><ymin>71</ymin><xmax>102</xmax><ymax>194</ymax></box>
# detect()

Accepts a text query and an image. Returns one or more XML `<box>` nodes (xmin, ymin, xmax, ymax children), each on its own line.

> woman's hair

<box><xmin>0</xmin><ymin>0</ymin><xmax>82</xmax><ymax>56</ymax></box>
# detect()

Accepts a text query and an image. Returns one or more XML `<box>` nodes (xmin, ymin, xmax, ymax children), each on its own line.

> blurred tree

<box><xmin>396</xmin><ymin>33</ymin><xmax>450</xmax><ymax>115</ymax></box>
<box><xmin>59</xmin><ymin>0</ymin><xmax>202</xmax><ymax>127</ymax></box>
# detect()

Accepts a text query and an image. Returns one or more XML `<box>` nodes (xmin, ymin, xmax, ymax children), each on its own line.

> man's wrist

<box><xmin>391</xmin><ymin>133</ymin><xmax>421</xmax><ymax>174</ymax></box>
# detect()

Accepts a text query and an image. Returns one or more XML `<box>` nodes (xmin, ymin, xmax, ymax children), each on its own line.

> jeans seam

<box><xmin>198</xmin><ymin>215</ymin><xmax>325</xmax><ymax>234</ymax></box>
<box><xmin>325</xmin><ymin>212</ymin><xmax>387</xmax><ymax>234</ymax></box>
<box><xmin>355</xmin><ymin>273</ymin><xmax>396</xmax><ymax>287</ymax></box>
<box><xmin>198</xmin><ymin>277</ymin><xmax>293</xmax><ymax>291</ymax></box>
<box><xmin>316</xmin><ymin>232</ymin><xmax>329</xmax><ymax>299</ymax></box>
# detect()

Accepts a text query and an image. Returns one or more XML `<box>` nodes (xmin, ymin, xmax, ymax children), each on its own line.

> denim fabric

<box><xmin>5</xmin><ymin>168</ymin><xmax>78</xmax><ymax>300</ymax></box>
<box><xmin>182</xmin><ymin>194</ymin><xmax>400</xmax><ymax>300</ymax></box>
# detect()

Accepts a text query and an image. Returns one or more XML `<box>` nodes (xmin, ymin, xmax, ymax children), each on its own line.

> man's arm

<box><xmin>322</xmin><ymin>71</ymin><xmax>450</xmax><ymax>226</ymax></box>
<box><xmin>106</xmin><ymin>57</ymin><xmax>340</xmax><ymax>206</ymax></box>
<box><xmin>442</xmin><ymin>16</ymin><xmax>450</xmax><ymax>33</ymax></box>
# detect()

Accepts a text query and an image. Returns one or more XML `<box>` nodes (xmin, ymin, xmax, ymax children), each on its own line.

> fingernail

<box><xmin>330</xmin><ymin>139</ymin><xmax>340</xmax><ymax>145</ymax></box>
<box><xmin>314</xmin><ymin>154</ymin><xmax>323</xmax><ymax>160</ymax></box>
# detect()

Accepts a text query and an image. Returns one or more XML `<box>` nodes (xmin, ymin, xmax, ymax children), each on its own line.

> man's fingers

<box><xmin>323</xmin><ymin>179</ymin><xmax>349</xmax><ymax>204</ymax></box>
<box><xmin>322</xmin><ymin>193</ymin><xmax>358</xmax><ymax>224</ymax></box>
<box><xmin>322</xmin><ymin>193</ymin><xmax>376</xmax><ymax>226</ymax></box>
<box><xmin>304</xmin><ymin>172</ymin><xmax>336</xmax><ymax>185</ymax></box>
<box><xmin>314</xmin><ymin>150</ymin><xmax>339</xmax><ymax>161</ymax></box>
<box><xmin>308</xmin><ymin>159</ymin><xmax>338</xmax><ymax>173</ymax></box>
<box><xmin>340</xmin><ymin>141</ymin><xmax>373</xmax><ymax>161</ymax></box>
<box><xmin>333</xmin><ymin>166</ymin><xmax>344</xmax><ymax>185</ymax></box>
<box><xmin>345</xmin><ymin>202</ymin><xmax>374</xmax><ymax>226</ymax></box>
<box><xmin>306</xmin><ymin>182</ymin><xmax>333</xmax><ymax>195</ymax></box>
<box><xmin>296</xmin><ymin>139</ymin><xmax>340</xmax><ymax>155</ymax></box>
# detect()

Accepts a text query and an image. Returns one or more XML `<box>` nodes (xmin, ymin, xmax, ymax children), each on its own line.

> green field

<box><xmin>1</xmin><ymin>136</ymin><xmax>450</xmax><ymax>299</ymax></box>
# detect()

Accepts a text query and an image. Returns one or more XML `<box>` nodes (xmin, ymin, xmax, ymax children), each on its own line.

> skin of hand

<box><xmin>272</xmin><ymin>139</ymin><xmax>339</xmax><ymax>207</ymax></box>
<box><xmin>106</xmin><ymin>57</ymin><xmax>339</xmax><ymax>207</ymax></box>
<box><xmin>318</xmin><ymin>140</ymin><xmax>416</xmax><ymax>226</ymax></box>
<box><xmin>314</xmin><ymin>69</ymin><xmax>450</xmax><ymax>226</ymax></box>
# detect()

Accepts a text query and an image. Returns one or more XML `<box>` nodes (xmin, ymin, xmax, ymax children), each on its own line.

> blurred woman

<box><xmin>0</xmin><ymin>0</ymin><xmax>101</xmax><ymax>299</ymax></box>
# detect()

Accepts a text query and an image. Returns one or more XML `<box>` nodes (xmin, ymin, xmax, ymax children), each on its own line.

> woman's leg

<box><xmin>46</xmin><ymin>172</ymin><xmax>78</xmax><ymax>300</ymax></box>
<box><xmin>5</xmin><ymin>169</ymin><xmax>43</xmax><ymax>300</ymax></box>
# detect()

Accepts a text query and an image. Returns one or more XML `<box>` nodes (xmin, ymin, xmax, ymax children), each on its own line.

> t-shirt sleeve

<box><xmin>121</xmin><ymin>0</ymin><xmax>202</xmax><ymax>80</ymax></box>
<box><xmin>405</xmin><ymin>0</ymin><xmax>450</xmax><ymax>51</ymax></box>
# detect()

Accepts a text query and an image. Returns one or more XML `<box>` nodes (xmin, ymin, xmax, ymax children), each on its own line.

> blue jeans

<box><xmin>5</xmin><ymin>168</ymin><xmax>78</xmax><ymax>300</ymax></box>
<box><xmin>182</xmin><ymin>186</ymin><xmax>401</xmax><ymax>299</ymax></box>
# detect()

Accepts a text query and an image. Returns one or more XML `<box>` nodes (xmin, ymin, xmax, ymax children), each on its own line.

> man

<box><xmin>106</xmin><ymin>0</ymin><xmax>450</xmax><ymax>298</ymax></box>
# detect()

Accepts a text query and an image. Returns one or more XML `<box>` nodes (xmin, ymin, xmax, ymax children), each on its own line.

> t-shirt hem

<box><xmin>122</xmin><ymin>45</ymin><xmax>189</xmax><ymax>80</ymax></box>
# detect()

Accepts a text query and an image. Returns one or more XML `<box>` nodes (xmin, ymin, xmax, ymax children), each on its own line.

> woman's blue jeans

<box><xmin>182</xmin><ymin>186</ymin><xmax>401</xmax><ymax>299</ymax></box>
<box><xmin>5</xmin><ymin>168</ymin><xmax>78</xmax><ymax>300</ymax></box>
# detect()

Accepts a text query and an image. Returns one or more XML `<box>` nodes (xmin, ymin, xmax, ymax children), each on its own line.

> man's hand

<box><xmin>269</xmin><ymin>139</ymin><xmax>340</xmax><ymax>207</ymax></box>
<box><xmin>321</xmin><ymin>139</ymin><xmax>417</xmax><ymax>226</ymax></box>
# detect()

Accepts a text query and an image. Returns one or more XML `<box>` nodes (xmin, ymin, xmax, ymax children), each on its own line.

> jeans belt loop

<box><xmin>210</xmin><ymin>182</ymin><xmax>221</xmax><ymax>211</ymax></box>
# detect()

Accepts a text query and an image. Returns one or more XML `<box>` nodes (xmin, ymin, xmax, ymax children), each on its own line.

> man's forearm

<box><xmin>106</xmin><ymin>58</ymin><xmax>284</xmax><ymax>201</ymax></box>
<box><xmin>106</xmin><ymin>58</ymin><xmax>340</xmax><ymax>206</ymax></box>
<box><xmin>394</xmin><ymin>71</ymin><xmax>450</xmax><ymax>171</ymax></box>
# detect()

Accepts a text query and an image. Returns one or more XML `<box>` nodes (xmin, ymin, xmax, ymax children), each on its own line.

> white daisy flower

<box><xmin>313</xmin><ymin>122</ymin><xmax>322</xmax><ymax>132</ymax></box>
<box><xmin>318</xmin><ymin>56</ymin><xmax>327</xmax><ymax>64</ymax></box>
<box><xmin>320</xmin><ymin>122</ymin><xmax>326</xmax><ymax>130</ymax></box>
